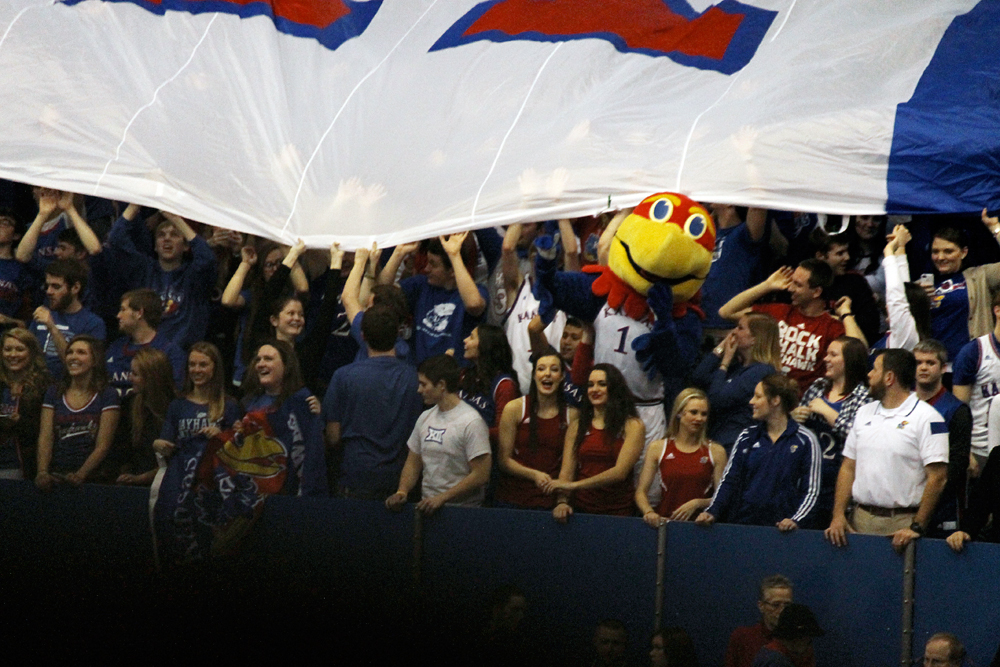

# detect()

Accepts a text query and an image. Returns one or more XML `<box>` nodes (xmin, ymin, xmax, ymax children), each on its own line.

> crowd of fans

<box><xmin>0</xmin><ymin>180</ymin><xmax>995</xmax><ymax>663</ymax></box>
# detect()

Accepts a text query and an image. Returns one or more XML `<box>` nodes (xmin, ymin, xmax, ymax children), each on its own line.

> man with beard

<box><xmin>825</xmin><ymin>349</ymin><xmax>948</xmax><ymax>551</ymax></box>
<box><xmin>31</xmin><ymin>258</ymin><xmax>105</xmax><ymax>378</ymax></box>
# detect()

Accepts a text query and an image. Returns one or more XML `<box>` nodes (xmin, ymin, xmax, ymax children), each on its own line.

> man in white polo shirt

<box><xmin>825</xmin><ymin>348</ymin><xmax>949</xmax><ymax>551</ymax></box>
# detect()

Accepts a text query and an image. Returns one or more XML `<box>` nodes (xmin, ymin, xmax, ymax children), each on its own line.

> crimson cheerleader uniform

<box><xmin>574</xmin><ymin>426</ymin><xmax>634</xmax><ymax>516</ymax></box>
<box><xmin>495</xmin><ymin>396</ymin><xmax>567</xmax><ymax>509</ymax></box>
<box><xmin>656</xmin><ymin>439</ymin><xmax>715</xmax><ymax>516</ymax></box>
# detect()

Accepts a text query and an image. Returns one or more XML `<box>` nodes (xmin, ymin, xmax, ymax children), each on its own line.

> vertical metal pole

<box><xmin>654</xmin><ymin>521</ymin><xmax>667</xmax><ymax>631</ymax></box>
<box><xmin>412</xmin><ymin>508</ymin><xmax>423</xmax><ymax>590</ymax></box>
<box><xmin>900</xmin><ymin>540</ymin><xmax>916</xmax><ymax>666</ymax></box>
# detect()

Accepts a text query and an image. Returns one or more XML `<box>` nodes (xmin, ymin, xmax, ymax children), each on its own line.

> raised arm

<box><xmin>59</xmin><ymin>191</ymin><xmax>102</xmax><ymax>256</ymax></box>
<box><xmin>342</xmin><ymin>244</ymin><xmax>371</xmax><ymax>325</ymax></box>
<box><xmin>378</xmin><ymin>242</ymin><xmax>420</xmax><ymax>286</ymax></box>
<box><xmin>833</xmin><ymin>297</ymin><xmax>868</xmax><ymax>348</ymax></box>
<box><xmin>160</xmin><ymin>210</ymin><xmax>197</xmax><ymax>242</ymax></box>
<box><xmin>441</xmin><ymin>232</ymin><xmax>486</xmax><ymax>316</ymax></box>
<box><xmin>745</xmin><ymin>206</ymin><xmax>767</xmax><ymax>242</ymax></box>
<box><xmin>221</xmin><ymin>246</ymin><xmax>255</xmax><ymax>309</ymax></box>
<box><xmin>883</xmin><ymin>225</ymin><xmax>918</xmax><ymax>350</ymax></box>
<box><xmin>16</xmin><ymin>190</ymin><xmax>58</xmax><ymax>263</ymax></box>
<box><xmin>501</xmin><ymin>224</ymin><xmax>525</xmax><ymax>297</ymax></box>
<box><xmin>558</xmin><ymin>218</ymin><xmax>581</xmax><ymax>272</ymax></box>
<box><xmin>597</xmin><ymin>208</ymin><xmax>631</xmax><ymax>266</ymax></box>
<box><xmin>718</xmin><ymin>267</ymin><xmax>793</xmax><ymax>321</ymax></box>
<box><xmin>281</xmin><ymin>238</ymin><xmax>309</xmax><ymax>294</ymax></box>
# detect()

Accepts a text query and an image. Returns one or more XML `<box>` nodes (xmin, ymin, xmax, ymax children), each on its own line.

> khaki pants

<box><xmin>851</xmin><ymin>505</ymin><xmax>917</xmax><ymax>536</ymax></box>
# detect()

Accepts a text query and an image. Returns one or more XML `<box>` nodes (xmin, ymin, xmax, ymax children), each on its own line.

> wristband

<box><xmin>909</xmin><ymin>521</ymin><xmax>925</xmax><ymax>536</ymax></box>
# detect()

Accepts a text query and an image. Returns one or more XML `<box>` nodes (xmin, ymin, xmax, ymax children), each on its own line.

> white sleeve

<box><xmin>464</xmin><ymin>414</ymin><xmax>492</xmax><ymax>461</ymax></box>
<box><xmin>843</xmin><ymin>416</ymin><xmax>860</xmax><ymax>461</ymax></box>
<box><xmin>919</xmin><ymin>415</ymin><xmax>950</xmax><ymax>466</ymax></box>
<box><xmin>885</xmin><ymin>254</ymin><xmax>919</xmax><ymax>351</ymax></box>
<box><xmin>987</xmin><ymin>399</ymin><xmax>1000</xmax><ymax>455</ymax></box>
<box><xmin>408</xmin><ymin>413</ymin><xmax>426</xmax><ymax>454</ymax></box>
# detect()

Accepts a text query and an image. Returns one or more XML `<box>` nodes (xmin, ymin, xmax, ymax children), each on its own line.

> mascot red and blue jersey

<box><xmin>534</xmin><ymin>192</ymin><xmax>715</xmax><ymax>448</ymax></box>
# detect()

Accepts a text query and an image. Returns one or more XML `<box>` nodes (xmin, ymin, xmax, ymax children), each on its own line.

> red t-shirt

<box><xmin>656</xmin><ymin>440</ymin><xmax>715</xmax><ymax>516</ymax></box>
<box><xmin>753</xmin><ymin>303</ymin><xmax>845</xmax><ymax>394</ymax></box>
<box><xmin>574</xmin><ymin>426</ymin><xmax>634</xmax><ymax>516</ymax></box>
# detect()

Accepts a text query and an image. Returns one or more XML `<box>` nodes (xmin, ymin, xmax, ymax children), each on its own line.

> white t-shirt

<box><xmin>408</xmin><ymin>400</ymin><xmax>491</xmax><ymax>506</ymax></box>
<box><xmin>843</xmin><ymin>393</ymin><xmax>948</xmax><ymax>508</ymax></box>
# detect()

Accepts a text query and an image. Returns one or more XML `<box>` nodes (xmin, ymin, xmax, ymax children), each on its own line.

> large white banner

<box><xmin>0</xmin><ymin>0</ymin><xmax>996</xmax><ymax>245</ymax></box>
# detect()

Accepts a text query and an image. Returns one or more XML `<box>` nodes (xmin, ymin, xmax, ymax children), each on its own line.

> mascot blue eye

<box><xmin>685</xmin><ymin>214</ymin><xmax>707</xmax><ymax>239</ymax></box>
<box><xmin>650</xmin><ymin>198</ymin><xmax>673</xmax><ymax>222</ymax></box>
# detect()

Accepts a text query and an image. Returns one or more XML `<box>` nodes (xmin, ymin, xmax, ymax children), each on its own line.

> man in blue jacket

<box><xmin>696</xmin><ymin>373</ymin><xmax>821</xmax><ymax>530</ymax></box>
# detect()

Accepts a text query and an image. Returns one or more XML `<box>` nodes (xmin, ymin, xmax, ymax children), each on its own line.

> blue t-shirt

<box><xmin>931</xmin><ymin>274</ymin><xmax>970</xmax><ymax>364</ymax></box>
<box><xmin>160</xmin><ymin>397</ymin><xmax>243</xmax><ymax>444</ymax></box>
<box><xmin>31</xmin><ymin>213</ymin><xmax>68</xmax><ymax>269</ymax></box>
<box><xmin>106</xmin><ymin>332</ymin><xmax>186</xmax><ymax>395</ymax></box>
<box><xmin>702</xmin><ymin>221</ymin><xmax>769</xmax><ymax>329</ymax></box>
<box><xmin>43</xmin><ymin>385</ymin><xmax>120</xmax><ymax>473</ymax></box>
<box><xmin>0</xmin><ymin>258</ymin><xmax>32</xmax><ymax>318</ymax></box>
<box><xmin>349</xmin><ymin>311</ymin><xmax>411</xmax><ymax>364</ymax></box>
<box><xmin>32</xmin><ymin>307</ymin><xmax>107</xmax><ymax>379</ymax></box>
<box><xmin>104</xmin><ymin>215</ymin><xmax>218</xmax><ymax>349</ymax></box>
<box><xmin>401</xmin><ymin>275</ymin><xmax>487</xmax><ymax>364</ymax></box>
<box><xmin>323</xmin><ymin>355</ymin><xmax>423</xmax><ymax>495</ymax></box>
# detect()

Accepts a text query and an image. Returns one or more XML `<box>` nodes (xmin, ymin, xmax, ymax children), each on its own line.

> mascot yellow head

<box><xmin>608</xmin><ymin>192</ymin><xmax>716</xmax><ymax>303</ymax></box>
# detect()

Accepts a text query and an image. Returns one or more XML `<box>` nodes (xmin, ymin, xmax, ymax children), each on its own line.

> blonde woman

<box><xmin>636</xmin><ymin>388</ymin><xmax>727</xmax><ymax>527</ymax></box>
<box><xmin>691</xmin><ymin>312</ymin><xmax>781</xmax><ymax>450</ymax></box>
<box><xmin>0</xmin><ymin>328</ymin><xmax>50</xmax><ymax>480</ymax></box>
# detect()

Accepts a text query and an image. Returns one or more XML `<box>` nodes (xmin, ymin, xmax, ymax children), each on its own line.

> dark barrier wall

<box><xmin>2</xmin><ymin>480</ymin><xmax>998</xmax><ymax>665</ymax></box>
<box><xmin>662</xmin><ymin>522</ymin><xmax>903</xmax><ymax>667</ymax></box>
<box><xmin>913</xmin><ymin>539</ymin><xmax>1000</xmax><ymax>665</ymax></box>
<box><xmin>421</xmin><ymin>506</ymin><xmax>659</xmax><ymax>663</ymax></box>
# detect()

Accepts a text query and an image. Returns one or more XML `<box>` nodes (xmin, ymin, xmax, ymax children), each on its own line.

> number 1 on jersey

<box><xmin>614</xmin><ymin>326</ymin><xmax>630</xmax><ymax>354</ymax></box>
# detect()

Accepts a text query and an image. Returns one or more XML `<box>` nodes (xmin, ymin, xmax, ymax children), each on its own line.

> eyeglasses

<box><xmin>761</xmin><ymin>600</ymin><xmax>791</xmax><ymax>610</ymax></box>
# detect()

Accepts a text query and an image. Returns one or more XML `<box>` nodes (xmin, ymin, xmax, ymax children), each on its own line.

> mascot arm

<box><xmin>533</xmin><ymin>235</ymin><xmax>604</xmax><ymax>324</ymax></box>
<box><xmin>632</xmin><ymin>283</ymin><xmax>703</xmax><ymax>382</ymax></box>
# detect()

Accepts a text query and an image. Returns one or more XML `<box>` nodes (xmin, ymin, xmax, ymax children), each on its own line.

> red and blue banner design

<box><xmin>60</xmin><ymin>0</ymin><xmax>382</xmax><ymax>51</ymax></box>
<box><xmin>886</xmin><ymin>0</ymin><xmax>1000</xmax><ymax>214</ymax></box>
<box><xmin>153</xmin><ymin>396</ymin><xmax>323</xmax><ymax>564</ymax></box>
<box><xmin>431</xmin><ymin>0</ymin><xmax>777</xmax><ymax>75</ymax></box>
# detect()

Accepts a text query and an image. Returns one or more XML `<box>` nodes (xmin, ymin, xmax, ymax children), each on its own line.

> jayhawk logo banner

<box><xmin>152</xmin><ymin>395</ymin><xmax>324</xmax><ymax>565</ymax></box>
<box><xmin>0</xmin><ymin>0</ymin><xmax>996</xmax><ymax>246</ymax></box>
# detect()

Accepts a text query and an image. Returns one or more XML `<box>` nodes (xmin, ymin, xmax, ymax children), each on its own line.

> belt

<box><xmin>856</xmin><ymin>503</ymin><xmax>919</xmax><ymax>518</ymax></box>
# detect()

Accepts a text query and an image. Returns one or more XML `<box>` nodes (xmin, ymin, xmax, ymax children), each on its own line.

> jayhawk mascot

<box><xmin>533</xmin><ymin>192</ymin><xmax>716</xmax><ymax>447</ymax></box>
